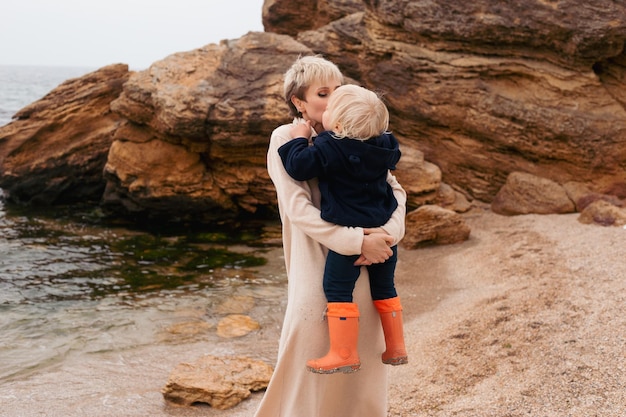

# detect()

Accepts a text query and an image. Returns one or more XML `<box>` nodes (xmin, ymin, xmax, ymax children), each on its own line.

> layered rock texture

<box><xmin>2</xmin><ymin>0</ymin><xmax>626</xmax><ymax>229</ymax></box>
<box><xmin>0</xmin><ymin>65</ymin><xmax>129</xmax><ymax>205</ymax></box>
<box><xmin>162</xmin><ymin>355</ymin><xmax>273</xmax><ymax>409</ymax></box>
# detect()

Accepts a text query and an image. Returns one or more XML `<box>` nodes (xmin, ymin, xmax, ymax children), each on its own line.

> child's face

<box><xmin>301</xmin><ymin>78</ymin><xmax>341</xmax><ymax>127</ymax></box>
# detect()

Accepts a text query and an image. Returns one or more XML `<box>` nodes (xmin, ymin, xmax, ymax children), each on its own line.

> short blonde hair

<box><xmin>283</xmin><ymin>55</ymin><xmax>344</xmax><ymax>117</ymax></box>
<box><xmin>325</xmin><ymin>84</ymin><xmax>389</xmax><ymax>141</ymax></box>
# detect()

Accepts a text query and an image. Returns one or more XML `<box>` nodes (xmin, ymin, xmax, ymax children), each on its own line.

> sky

<box><xmin>1</xmin><ymin>0</ymin><xmax>265</xmax><ymax>70</ymax></box>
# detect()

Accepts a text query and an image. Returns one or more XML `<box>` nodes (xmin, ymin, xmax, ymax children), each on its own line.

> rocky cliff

<box><xmin>1</xmin><ymin>0</ymin><xmax>626</xmax><ymax>224</ymax></box>
<box><xmin>0</xmin><ymin>65</ymin><xmax>129</xmax><ymax>206</ymax></box>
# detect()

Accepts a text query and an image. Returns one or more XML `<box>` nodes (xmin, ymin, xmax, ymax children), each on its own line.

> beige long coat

<box><xmin>254</xmin><ymin>121</ymin><xmax>406</xmax><ymax>417</ymax></box>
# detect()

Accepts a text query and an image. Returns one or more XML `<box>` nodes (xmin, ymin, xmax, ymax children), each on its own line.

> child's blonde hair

<box><xmin>283</xmin><ymin>55</ymin><xmax>344</xmax><ymax>118</ymax></box>
<box><xmin>325</xmin><ymin>84</ymin><xmax>389</xmax><ymax>141</ymax></box>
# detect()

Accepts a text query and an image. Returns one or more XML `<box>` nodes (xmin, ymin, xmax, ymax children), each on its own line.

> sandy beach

<box><xmin>388</xmin><ymin>206</ymin><xmax>626</xmax><ymax>416</ymax></box>
<box><xmin>2</xmin><ymin>206</ymin><xmax>624</xmax><ymax>416</ymax></box>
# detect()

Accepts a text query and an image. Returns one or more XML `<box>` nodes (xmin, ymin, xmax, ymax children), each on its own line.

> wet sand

<box><xmin>2</xmin><ymin>207</ymin><xmax>625</xmax><ymax>416</ymax></box>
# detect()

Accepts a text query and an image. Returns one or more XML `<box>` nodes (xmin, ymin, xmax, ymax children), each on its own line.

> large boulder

<box><xmin>102</xmin><ymin>32</ymin><xmax>306</xmax><ymax>221</ymax></box>
<box><xmin>262</xmin><ymin>0</ymin><xmax>364</xmax><ymax>36</ymax></box>
<box><xmin>0</xmin><ymin>64</ymin><xmax>130</xmax><ymax>205</ymax></box>
<box><xmin>491</xmin><ymin>171</ymin><xmax>576</xmax><ymax>215</ymax></box>
<box><xmin>294</xmin><ymin>0</ymin><xmax>626</xmax><ymax>201</ymax></box>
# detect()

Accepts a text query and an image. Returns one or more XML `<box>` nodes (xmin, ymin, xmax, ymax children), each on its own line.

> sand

<box><xmin>387</xmin><ymin>207</ymin><xmax>626</xmax><ymax>416</ymax></box>
<box><xmin>2</xmin><ymin>207</ymin><xmax>624</xmax><ymax>416</ymax></box>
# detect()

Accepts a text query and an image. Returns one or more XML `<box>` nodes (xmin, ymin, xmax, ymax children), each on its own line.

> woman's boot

<box><xmin>374</xmin><ymin>297</ymin><xmax>408</xmax><ymax>365</ymax></box>
<box><xmin>306</xmin><ymin>302</ymin><xmax>361</xmax><ymax>374</ymax></box>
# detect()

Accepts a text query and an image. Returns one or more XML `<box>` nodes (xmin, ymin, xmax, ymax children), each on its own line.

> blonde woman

<box><xmin>279</xmin><ymin>84</ymin><xmax>408</xmax><ymax>374</ymax></box>
<box><xmin>254</xmin><ymin>56</ymin><xmax>406</xmax><ymax>417</ymax></box>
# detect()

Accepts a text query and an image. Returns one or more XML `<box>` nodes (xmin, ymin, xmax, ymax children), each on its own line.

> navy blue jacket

<box><xmin>278</xmin><ymin>131</ymin><xmax>401</xmax><ymax>228</ymax></box>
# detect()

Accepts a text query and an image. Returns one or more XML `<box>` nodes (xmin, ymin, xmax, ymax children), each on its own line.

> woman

<box><xmin>254</xmin><ymin>55</ymin><xmax>406</xmax><ymax>417</ymax></box>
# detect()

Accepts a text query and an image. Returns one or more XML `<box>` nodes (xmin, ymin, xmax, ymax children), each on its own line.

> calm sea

<box><xmin>0</xmin><ymin>66</ymin><xmax>285</xmax><ymax>385</ymax></box>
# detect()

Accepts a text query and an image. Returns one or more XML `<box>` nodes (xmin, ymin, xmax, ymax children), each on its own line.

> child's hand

<box><xmin>290</xmin><ymin>120</ymin><xmax>312</xmax><ymax>140</ymax></box>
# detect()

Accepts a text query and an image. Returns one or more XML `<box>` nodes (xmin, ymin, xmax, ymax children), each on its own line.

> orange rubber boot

<box><xmin>374</xmin><ymin>297</ymin><xmax>408</xmax><ymax>365</ymax></box>
<box><xmin>306</xmin><ymin>302</ymin><xmax>361</xmax><ymax>374</ymax></box>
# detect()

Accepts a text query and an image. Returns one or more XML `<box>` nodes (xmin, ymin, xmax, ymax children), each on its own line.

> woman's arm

<box><xmin>268</xmin><ymin>123</ymin><xmax>363</xmax><ymax>256</ymax></box>
<box><xmin>379</xmin><ymin>171</ymin><xmax>407</xmax><ymax>245</ymax></box>
<box><xmin>354</xmin><ymin>171</ymin><xmax>406</xmax><ymax>265</ymax></box>
<box><xmin>360</xmin><ymin>232</ymin><xmax>394</xmax><ymax>263</ymax></box>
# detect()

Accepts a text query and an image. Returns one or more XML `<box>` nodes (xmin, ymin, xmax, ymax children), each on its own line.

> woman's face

<box><xmin>295</xmin><ymin>78</ymin><xmax>341</xmax><ymax>129</ymax></box>
<box><xmin>322</xmin><ymin>106</ymin><xmax>332</xmax><ymax>132</ymax></box>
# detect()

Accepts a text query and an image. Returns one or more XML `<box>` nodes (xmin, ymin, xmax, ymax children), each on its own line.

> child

<box><xmin>278</xmin><ymin>84</ymin><xmax>408</xmax><ymax>374</ymax></box>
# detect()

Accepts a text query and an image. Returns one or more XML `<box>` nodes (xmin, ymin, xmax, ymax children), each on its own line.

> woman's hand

<box><xmin>363</xmin><ymin>227</ymin><xmax>385</xmax><ymax>235</ymax></box>
<box><xmin>354</xmin><ymin>232</ymin><xmax>394</xmax><ymax>265</ymax></box>
<box><xmin>290</xmin><ymin>120</ymin><xmax>312</xmax><ymax>140</ymax></box>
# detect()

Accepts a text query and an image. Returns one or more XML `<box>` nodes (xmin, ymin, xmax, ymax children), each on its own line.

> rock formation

<box><xmin>216</xmin><ymin>314</ymin><xmax>261</xmax><ymax>338</ymax></box>
<box><xmin>162</xmin><ymin>355</ymin><xmax>273</xmax><ymax>409</ymax></box>
<box><xmin>0</xmin><ymin>64</ymin><xmax>129</xmax><ymax>205</ymax></box>
<box><xmin>2</xmin><ymin>0</ymin><xmax>626</xmax><ymax>231</ymax></box>
<box><xmin>578</xmin><ymin>199</ymin><xmax>626</xmax><ymax>227</ymax></box>
<box><xmin>262</xmin><ymin>0</ymin><xmax>364</xmax><ymax>36</ymax></box>
<box><xmin>101</xmin><ymin>33</ymin><xmax>308</xmax><ymax>222</ymax></box>
<box><xmin>292</xmin><ymin>1</ymin><xmax>626</xmax><ymax>203</ymax></box>
<box><xmin>402</xmin><ymin>205</ymin><xmax>472</xmax><ymax>249</ymax></box>
<box><xmin>491</xmin><ymin>171</ymin><xmax>576</xmax><ymax>215</ymax></box>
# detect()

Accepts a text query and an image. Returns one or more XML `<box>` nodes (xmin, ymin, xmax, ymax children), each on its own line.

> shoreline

<box><xmin>2</xmin><ymin>208</ymin><xmax>625</xmax><ymax>416</ymax></box>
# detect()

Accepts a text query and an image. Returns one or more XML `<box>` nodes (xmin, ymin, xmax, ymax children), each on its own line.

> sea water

<box><xmin>0</xmin><ymin>66</ymin><xmax>285</xmax><ymax>384</ymax></box>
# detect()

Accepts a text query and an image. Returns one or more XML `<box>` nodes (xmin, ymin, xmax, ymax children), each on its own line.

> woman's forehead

<box><xmin>310</xmin><ymin>78</ymin><xmax>342</xmax><ymax>91</ymax></box>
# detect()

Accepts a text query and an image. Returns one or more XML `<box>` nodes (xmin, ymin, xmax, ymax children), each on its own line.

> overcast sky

<box><xmin>1</xmin><ymin>0</ymin><xmax>265</xmax><ymax>70</ymax></box>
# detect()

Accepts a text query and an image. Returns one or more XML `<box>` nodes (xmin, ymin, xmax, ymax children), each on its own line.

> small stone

<box><xmin>165</xmin><ymin>321</ymin><xmax>213</xmax><ymax>336</ymax></box>
<box><xmin>214</xmin><ymin>295</ymin><xmax>255</xmax><ymax>314</ymax></box>
<box><xmin>216</xmin><ymin>314</ymin><xmax>260</xmax><ymax>338</ymax></box>
<box><xmin>162</xmin><ymin>355</ymin><xmax>273</xmax><ymax>409</ymax></box>
<box><xmin>578</xmin><ymin>200</ymin><xmax>626</xmax><ymax>227</ymax></box>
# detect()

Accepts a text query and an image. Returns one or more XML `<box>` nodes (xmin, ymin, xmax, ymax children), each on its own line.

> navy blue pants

<box><xmin>323</xmin><ymin>245</ymin><xmax>398</xmax><ymax>302</ymax></box>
